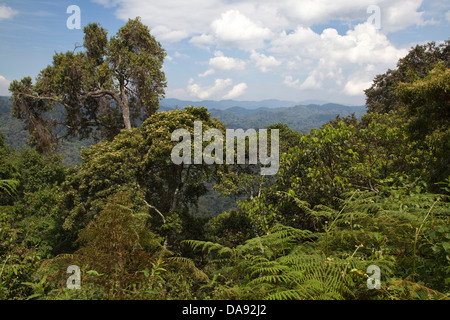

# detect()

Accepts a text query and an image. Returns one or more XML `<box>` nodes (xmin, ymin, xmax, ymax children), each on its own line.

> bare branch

<box><xmin>143</xmin><ymin>199</ymin><xmax>166</xmax><ymax>225</ymax></box>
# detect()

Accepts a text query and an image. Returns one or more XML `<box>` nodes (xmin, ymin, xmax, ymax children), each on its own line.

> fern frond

<box><xmin>267</xmin><ymin>289</ymin><xmax>308</xmax><ymax>300</ymax></box>
<box><xmin>0</xmin><ymin>179</ymin><xmax>19</xmax><ymax>197</ymax></box>
<box><xmin>182</xmin><ymin>240</ymin><xmax>234</xmax><ymax>257</ymax></box>
<box><xmin>168</xmin><ymin>256</ymin><xmax>209</xmax><ymax>282</ymax></box>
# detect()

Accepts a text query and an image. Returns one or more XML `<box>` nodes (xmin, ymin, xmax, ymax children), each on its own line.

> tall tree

<box><xmin>9</xmin><ymin>17</ymin><xmax>167</xmax><ymax>153</ymax></box>
<box><xmin>364</xmin><ymin>41</ymin><xmax>449</xmax><ymax>114</ymax></box>
<box><xmin>62</xmin><ymin>107</ymin><xmax>226</xmax><ymax>247</ymax></box>
<box><xmin>397</xmin><ymin>63</ymin><xmax>450</xmax><ymax>185</ymax></box>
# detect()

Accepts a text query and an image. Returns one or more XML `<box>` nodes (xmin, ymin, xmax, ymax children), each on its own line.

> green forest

<box><xmin>0</xmin><ymin>18</ymin><xmax>449</xmax><ymax>300</ymax></box>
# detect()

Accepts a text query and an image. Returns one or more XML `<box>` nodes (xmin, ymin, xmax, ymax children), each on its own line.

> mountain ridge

<box><xmin>159</xmin><ymin>98</ymin><xmax>351</xmax><ymax>110</ymax></box>
<box><xmin>0</xmin><ymin>96</ymin><xmax>367</xmax><ymax>163</ymax></box>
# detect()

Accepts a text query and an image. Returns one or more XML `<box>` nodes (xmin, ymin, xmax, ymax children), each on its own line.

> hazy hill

<box><xmin>160</xmin><ymin>98</ymin><xmax>299</xmax><ymax>110</ymax></box>
<box><xmin>0</xmin><ymin>96</ymin><xmax>92</xmax><ymax>166</ymax></box>
<box><xmin>206</xmin><ymin>103</ymin><xmax>365</xmax><ymax>133</ymax></box>
<box><xmin>160</xmin><ymin>98</ymin><xmax>332</xmax><ymax>110</ymax></box>
<box><xmin>0</xmin><ymin>96</ymin><xmax>366</xmax><ymax>165</ymax></box>
<box><xmin>160</xmin><ymin>98</ymin><xmax>365</xmax><ymax>132</ymax></box>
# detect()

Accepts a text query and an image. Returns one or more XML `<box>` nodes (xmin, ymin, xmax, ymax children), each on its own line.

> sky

<box><xmin>0</xmin><ymin>0</ymin><xmax>449</xmax><ymax>105</ymax></box>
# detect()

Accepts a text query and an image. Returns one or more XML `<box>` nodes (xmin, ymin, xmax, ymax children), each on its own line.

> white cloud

<box><xmin>112</xmin><ymin>0</ymin><xmax>221</xmax><ymax>41</ymax></box>
<box><xmin>0</xmin><ymin>75</ymin><xmax>11</xmax><ymax>96</ymax></box>
<box><xmin>190</xmin><ymin>33</ymin><xmax>215</xmax><ymax>48</ymax></box>
<box><xmin>151</xmin><ymin>25</ymin><xmax>189</xmax><ymax>42</ymax></box>
<box><xmin>283</xmin><ymin>75</ymin><xmax>300</xmax><ymax>88</ymax></box>
<box><xmin>300</xmin><ymin>69</ymin><xmax>326</xmax><ymax>90</ymax></box>
<box><xmin>199</xmin><ymin>51</ymin><xmax>246</xmax><ymax>77</ymax></box>
<box><xmin>96</xmin><ymin>0</ymin><xmax>433</xmax><ymax>44</ymax></box>
<box><xmin>250</xmin><ymin>50</ymin><xmax>281</xmax><ymax>72</ymax></box>
<box><xmin>210</xmin><ymin>10</ymin><xmax>273</xmax><ymax>50</ymax></box>
<box><xmin>93</xmin><ymin>0</ymin><xmax>430</xmax><ymax>100</ymax></box>
<box><xmin>446</xmin><ymin>10</ymin><xmax>450</xmax><ymax>22</ymax></box>
<box><xmin>273</xmin><ymin>22</ymin><xmax>407</xmax><ymax>96</ymax></box>
<box><xmin>344</xmin><ymin>75</ymin><xmax>373</xmax><ymax>96</ymax></box>
<box><xmin>381</xmin><ymin>0</ymin><xmax>428</xmax><ymax>33</ymax></box>
<box><xmin>223</xmin><ymin>83</ymin><xmax>248</xmax><ymax>99</ymax></box>
<box><xmin>278</xmin><ymin>0</ymin><xmax>371</xmax><ymax>27</ymax></box>
<box><xmin>275</xmin><ymin>0</ymin><xmax>432</xmax><ymax>33</ymax></box>
<box><xmin>270</xmin><ymin>26</ymin><xmax>322</xmax><ymax>56</ymax></box>
<box><xmin>187</xmin><ymin>78</ymin><xmax>247</xmax><ymax>100</ymax></box>
<box><xmin>0</xmin><ymin>4</ymin><xmax>18</xmax><ymax>20</ymax></box>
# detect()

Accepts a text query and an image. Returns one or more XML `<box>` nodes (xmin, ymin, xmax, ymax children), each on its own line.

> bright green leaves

<box><xmin>64</xmin><ymin>107</ymin><xmax>227</xmax><ymax>249</ymax></box>
<box><xmin>239</xmin><ymin>194</ymin><xmax>277</xmax><ymax>235</ymax></box>
<box><xmin>398</xmin><ymin>62</ymin><xmax>449</xmax><ymax>137</ymax></box>
<box><xmin>278</xmin><ymin>122</ymin><xmax>359</xmax><ymax>208</ymax></box>
<box><xmin>365</xmin><ymin>40</ymin><xmax>449</xmax><ymax>114</ymax></box>
<box><xmin>396</xmin><ymin>63</ymin><xmax>450</xmax><ymax>185</ymax></box>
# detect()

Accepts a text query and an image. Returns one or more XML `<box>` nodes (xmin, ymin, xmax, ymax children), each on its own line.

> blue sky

<box><xmin>0</xmin><ymin>0</ymin><xmax>449</xmax><ymax>105</ymax></box>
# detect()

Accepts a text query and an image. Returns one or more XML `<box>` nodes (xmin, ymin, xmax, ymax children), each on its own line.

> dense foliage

<box><xmin>0</xmin><ymin>21</ymin><xmax>448</xmax><ymax>300</ymax></box>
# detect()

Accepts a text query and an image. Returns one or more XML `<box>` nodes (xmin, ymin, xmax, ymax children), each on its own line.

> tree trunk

<box><xmin>120</xmin><ymin>82</ymin><xmax>132</xmax><ymax>131</ymax></box>
<box><xmin>86</xmin><ymin>88</ymin><xmax>132</xmax><ymax>131</ymax></box>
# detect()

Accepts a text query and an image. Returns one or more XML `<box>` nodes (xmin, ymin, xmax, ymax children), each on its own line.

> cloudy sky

<box><xmin>0</xmin><ymin>0</ymin><xmax>449</xmax><ymax>105</ymax></box>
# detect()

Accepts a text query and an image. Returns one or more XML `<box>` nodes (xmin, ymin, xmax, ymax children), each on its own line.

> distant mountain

<box><xmin>159</xmin><ymin>98</ymin><xmax>342</xmax><ymax>110</ymax></box>
<box><xmin>160</xmin><ymin>98</ymin><xmax>298</xmax><ymax>110</ymax></box>
<box><xmin>160</xmin><ymin>98</ymin><xmax>366</xmax><ymax>133</ymax></box>
<box><xmin>0</xmin><ymin>96</ymin><xmax>366</xmax><ymax>164</ymax></box>
<box><xmin>206</xmin><ymin>103</ymin><xmax>366</xmax><ymax>133</ymax></box>
<box><xmin>0</xmin><ymin>96</ymin><xmax>28</xmax><ymax>150</ymax></box>
<box><xmin>0</xmin><ymin>96</ymin><xmax>91</xmax><ymax>167</ymax></box>
<box><xmin>297</xmin><ymin>99</ymin><xmax>331</xmax><ymax>105</ymax></box>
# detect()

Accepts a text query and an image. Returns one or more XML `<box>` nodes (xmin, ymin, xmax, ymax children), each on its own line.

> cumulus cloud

<box><xmin>199</xmin><ymin>51</ymin><xmax>246</xmax><ymax>77</ymax></box>
<box><xmin>93</xmin><ymin>0</ymin><xmax>430</xmax><ymax>100</ymax></box>
<box><xmin>190</xmin><ymin>33</ymin><xmax>215</xmax><ymax>48</ymax></box>
<box><xmin>344</xmin><ymin>76</ymin><xmax>373</xmax><ymax>96</ymax></box>
<box><xmin>210</xmin><ymin>10</ymin><xmax>273</xmax><ymax>50</ymax></box>
<box><xmin>151</xmin><ymin>25</ymin><xmax>189</xmax><ymax>42</ymax></box>
<box><xmin>0</xmin><ymin>75</ymin><xmax>11</xmax><ymax>96</ymax></box>
<box><xmin>111</xmin><ymin>0</ymin><xmax>220</xmax><ymax>41</ymax></box>
<box><xmin>96</xmin><ymin>0</ymin><xmax>433</xmax><ymax>44</ymax></box>
<box><xmin>380</xmin><ymin>0</ymin><xmax>429</xmax><ymax>33</ymax></box>
<box><xmin>283</xmin><ymin>75</ymin><xmax>300</xmax><ymax>88</ymax></box>
<box><xmin>223</xmin><ymin>82</ymin><xmax>248</xmax><ymax>99</ymax></box>
<box><xmin>250</xmin><ymin>50</ymin><xmax>281</xmax><ymax>72</ymax></box>
<box><xmin>187</xmin><ymin>78</ymin><xmax>247</xmax><ymax>100</ymax></box>
<box><xmin>0</xmin><ymin>4</ymin><xmax>18</xmax><ymax>20</ymax></box>
<box><xmin>273</xmin><ymin>22</ymin><xmax>407</xmax><ymax>96</ymax></box>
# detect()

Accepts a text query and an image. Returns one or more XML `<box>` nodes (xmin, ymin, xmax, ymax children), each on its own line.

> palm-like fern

<box><xmin>0</xmin><ymin>179</ymin><xmax>19</xmax><ymax>197</ymax></box>
<box><xmin>184</xmin><ymin>224</ymin><xmax>375</xmax><ymax>299</ymax></box>
<box><xmin>251</xmin><ymin>252</ymin><xmax>372</xmax><ymax>300</ymax></box>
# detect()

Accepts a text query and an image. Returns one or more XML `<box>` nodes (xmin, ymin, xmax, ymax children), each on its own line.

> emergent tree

<box><xmin>9</xmin><ymin>17</ymin><xmax>167</xmax><ymax>153</ymax></box>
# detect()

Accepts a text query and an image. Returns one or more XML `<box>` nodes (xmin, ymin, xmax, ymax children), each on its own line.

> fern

<box><xmin>0</xmin><ymin>179</ymin><xmax>19</xmax><ymax>197</ymax></box>
<box><xmin>182</xmin><ymin>240</ymin><xmax>235</xmax><ymax>257</ymax></box>
<box><xmin>257</xmin><ymin>254</ymin><xmax>371</xmax><ymax>300</ymax></box>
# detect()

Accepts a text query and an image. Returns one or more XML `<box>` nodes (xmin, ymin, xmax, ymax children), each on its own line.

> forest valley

<box><xmin>0</xmin><ymin>18</ymin><xmax>449</xmax><ymax>300</ymax></box>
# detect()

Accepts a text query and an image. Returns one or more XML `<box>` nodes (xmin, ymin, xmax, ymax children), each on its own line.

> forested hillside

<box><xmin>206</xmin><ymin>103</ymin><xmax>365</xmax><ymax>132</ymax></box>
<box><xmin>0</xmin><ymin>96</ymin><xmax>364</xmax><ymax>163</ymax></box>
<box><xmin>0</xmin><ymin>19</ymin><xmax>448</xmax><ymax>301</ymax></box>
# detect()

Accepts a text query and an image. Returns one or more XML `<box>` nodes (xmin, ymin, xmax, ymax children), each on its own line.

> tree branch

<box><xmin>143</xmin><ymin>199</ymin><xmax>168</xmax><ymax>249</ymax></box>
<box><xmin>143</xmin><ymin>199</ymin><xmax>166</xmax><ymax>225</ymax></box>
